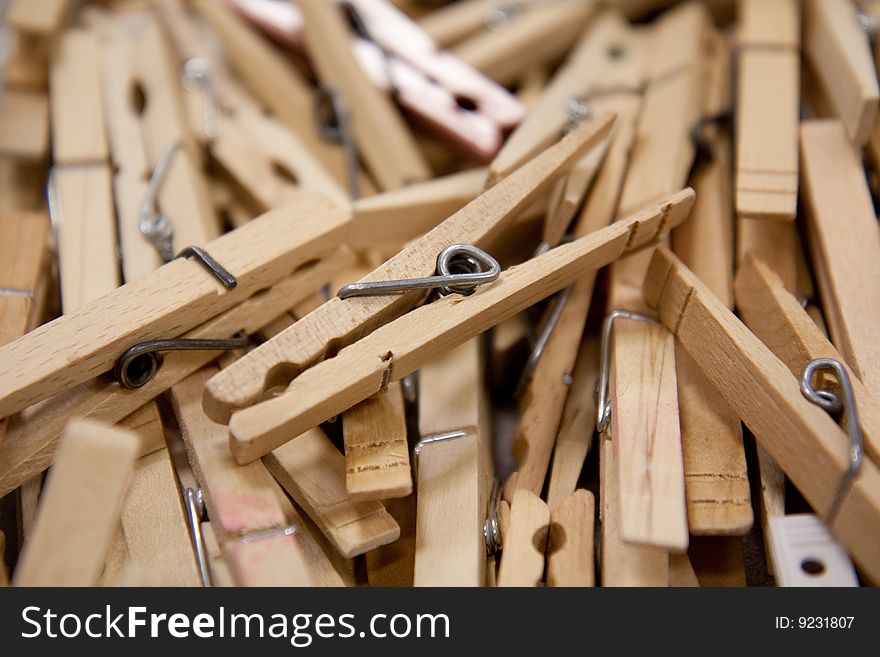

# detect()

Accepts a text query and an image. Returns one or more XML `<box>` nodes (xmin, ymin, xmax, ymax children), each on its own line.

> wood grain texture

<box><xmin>672</xmin><ymin>54</ymin><xmax>752</xmax><ymax>535</ymax></box>
<box><xmin>49</xmin><ymin>29</ymin><xmax>108</xmax><ymax>164</ymax></box>
<box><xmin>13</xmin><ymin>419</ymin><xmax>139</xmax><ymax>586</ymax></box>
<box><xmin>644</xmin><ymin>247</ymin><xmax>880</xmax><ymax>584</ymax></box>
<box><xmin>170</xmin><ymin>367</ymin><xmax>324</xmax><ymax>587</ymax></box>
<box><xmin>228</xmin><ymin>190</ymin><xmax>695</xmax><ymax>463</ymax></box>
<box><xmin>204</xmin><ymin>116</ymin><xmax>615</xmax><ymax>421</ymax></box>
<box><xmin>735</xmin><ymin>254</ymin><xmax>880</xmax><ymax>466</ymax></box>
<box><xmin>265</xmin><ymin>427</ymin><xmax>400</xmax><ymax>558</ymax></box>
<box><xmin>804</xmin><ymin>0</ymin><xmax>879</xmax><ymax>145</ymax></box>
<box><xmin>0</xmin><ymin>193</ymin><xmax>352</xmax><ymax>419</ymax></box>
<box><xmin>342</xmin><ymin>383</ymin><xmax>411</xmax><ymax>501</ymax></box>
<box><xmin>297</xmin><ymin>0</ymin><xmax>430</xmax><ymax>190</ymax></box>
<box><xmin>735</xmin><ymin>0</ymin><xmax>799</xmax><ymax>220</ymax></box>
<box><xmin>194</xmin><ymin>0</ymin><xmax>360</xmax><ymax>190</ymax></box>
<box><xmin>737</xmin><ymin>217</ymin><xmax>798</xmax><ymax>292</ymax></box>
<box><xmin>52</xmin><ymin>165</ymin><xmax>120</xmax><ymax>313</ymax></box>
<box><xmin>7</xmin><ymin>0</ymin><xmax>70</xmax><ymax>35</ymax></box>
<box><xmin>497</xmin><ymin>490</ymin><xmax>549</xmax><ymax>586</ymax></box>
<box><xmin>414</xmin><ymin>339</ymin><xmax>488</xmax><ymax>587</ymax></box>
<box><xmin>600</xmin><ymin>433</ymin><xmax>669</xmax><ymax>586</ymax></box>
<box><xmin>800</xmin><ymin>120</ymin><xmax>880</xmax><ymax>393</ymax></box>
<box><xmin>0</xmin><ymin>253</ymin><xmax>352</xmax><ymax>499</ymax></box>
<box><xmin>611</xmin><ymin>319</ymin><xmax>688</xmax><ymax>551</ymax></box>
<box><xmin>546</xmin><ymin>489</ymin><xmax>595</xmax><ymax>587</ymax></box>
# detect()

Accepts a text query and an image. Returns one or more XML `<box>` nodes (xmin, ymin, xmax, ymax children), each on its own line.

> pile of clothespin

<box><xmin>0</xmin><ymin>0</ymin><xmax>878</xmax><ymax>589</ymax></box>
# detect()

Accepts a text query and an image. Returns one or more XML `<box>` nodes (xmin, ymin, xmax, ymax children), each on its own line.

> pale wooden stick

<box><xmin>546</xmin><ymin>489</ymin><xmax>595</xmax><ymax>587</ymax></box>
<box><xmin>497</xmin><ymin>490</ymin><xmax>549</xmax><ymax>587</ymax></box>
<box><xmin>14</xmin><ymin>419</ymin><xmax>139</xmax><ymax>586</ymax></box>
<box><xmin>801</xmin><ymin>119</ymin><xmax>880</xmax><ymax>393</ymax></box>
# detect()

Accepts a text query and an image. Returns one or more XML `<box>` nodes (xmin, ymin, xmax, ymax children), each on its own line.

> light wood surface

<box><xmin>264</xmin><ymin>427</ymin><xmax>401</xmax><ymax>558</ymax></box>
<box><xmin>497</xmin><ymin>489</ymin><xmax>549</xmax><ymax>586</ymax></box>
<box><xmin>14</xmin><ymin>419</ymin><xmax>139</xmax><ymax>586</ymax></box>
<box><xmin>800</xmin><ymin>120</ymin><xmax>880</xmax><ymax>393</ymax></box>
<box><xmin>546</xmin><ymin>489</ymin><xmax>595</xmax><ymax>587</ymax></box>
<box><xmin>644</xmin><ymin>246</ymin><xmax>880</xmax><ymax>584</ymax></box>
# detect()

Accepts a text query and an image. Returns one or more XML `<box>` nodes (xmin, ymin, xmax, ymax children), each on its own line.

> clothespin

<box><xmin>503</xmin><ymin>12</ymin><xmax>646</xmax><ymax>499</ymax></box>
<box><xmin>496</xmin><ymin>489</ymin><xmax>549</xmax><ymax>586</ymax></box>
<box><xmin>47</xmin><ymin>29</ymin><xmax>119</xmax><ymax>310</ymax></box>
<box><xmin>804</xmin><ymin>0</ymin><xmax>879</xmax><ymax>145</ymax></box>
<box><xmin>0</xmin><ymin>89</ymin><xmax>49</xmax><ymax>160</ymax></box>
<box><xmin>451</xmin><ymin>0</ymin><xmax>596</xmax><ymax>87</ymax></box>
<box><xmin>6</xmin><ymin>0</ymin><xmax>70</xmax><ymax>37</ymax></box>
<box><xmin>418</xmin><ymin>0</ymin><xmax>496</xmax><ymax>48</ymax></box>
<box><xmin>263</xmin><ymin>426</ymin><xmax>401</xmax><ymax>558</ymax></box>
<box><xmin>13</xmin><ymin>419</ymin><xmax>140</xmax><ymax>586</ymax></box>
<box><xmin>413</xmin><ymin>339</ymin><xmax>491</xmax><ymax>587</ymax></box>
<box><xmin>0</xmin><ymin>194</ymin><xmax>352</xmax><ymax>421</ymax></box>
<box><xmin>228</xmin><ymin>0</ymin><xmax>524</xmax><ymax>162</ymax></box>
<box><xmin>801</xmin><ymin>120</ymin><xmax>880</xmax><ymax>393</ymax></box>
<box><xmin>672</xmin><ymin>30</ymin><xmax>752</xmax><ymax>536</ymax></box>
<box><xmin>735</xmin><ymin>0</ymin><xmax>800</xmax><ymax>221</ymax></box>
<box><xmin>170</xmin><ymin>366</ymin><xmax>332</xmax><ymax>587</ymax></box>
<box><xmin>598</xmin><ymin>2</ymin><xmax>711</xmax><ymax>558</ymax></box>
<box><xmin>100</xmin><ymin>401</ymin><xmax>202</xmax><ymax>587</ymax></box>
<box><xmin>202</xmin><ymin>116</ymin><xmax>614</xmax><ymax>423</ymax></box>
<box><xmin>0</xmin><ymin>247</ymin><xmax>354</xmax><ymax>501</ymax></box>
<box><xmin>193</xmin><ymin>0</ymin><xmax>372</xmax><ymax>194</ymax></box>
<box><xmin>224</xmin><ymin>189</ymin><xmax>694</xmax><ymax>463</ymax></box>
<box><xmin>644</xmin><ymin>246</ymin><xmax>880</xmax><ymax>584</ymax></box>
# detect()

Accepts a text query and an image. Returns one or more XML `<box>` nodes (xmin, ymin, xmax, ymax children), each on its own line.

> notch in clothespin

<box><xmin>228</xmin><ymin>0</ymin><xmax>525</xmax><ymax>162</ymax></box>
<box><xmin>224</xmin><ymin>188</ymin><xmax>694</xmax><ymax>463</ymax></box>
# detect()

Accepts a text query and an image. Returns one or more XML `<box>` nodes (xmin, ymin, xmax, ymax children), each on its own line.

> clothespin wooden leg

<box><xmin>546</xmin><ymin>489</ymin><xmax>595</xmax><ymax>587</ymax></box>
<box><xmin>13</xmin><ymin>419</ymin><xmax>140</xmax><ymax>586</ymax></box>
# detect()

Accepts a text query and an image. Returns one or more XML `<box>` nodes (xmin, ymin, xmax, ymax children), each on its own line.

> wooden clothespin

<box><xmin>0</xmin><ymin>89</ymin><xmax>49</xmax><ymax>161</ymax></box>
<box><xmin>0</xmin><ymin>247</ymin><xmax>353</xmax><ymax>501</ymax></box>
<box><xmin>6</xmin><ymin>0</ymin><xmax>70</xmax><ymax>37</ymax></box>
<box><xmin>504</xmin><ymin>12</ymin><xmax>646</xmax><ymax>499</ymax></box>
<box><xmin>348</xmin><ymin>167</ymin><xmax>486</xmax><ymax>248</ymax></box>
<box><xmin>100</xmin><ymin>401</ymin><xmax>202</xmax><ymax>586</ymax></box>
<box><xmin>546</xmin><ymin>489</ymin><xmax>596</xmax><ymax>587</ymax></box>
<box><xmin>672</xmin><ymin>30</ymin><xmax>753</xmax><ymax>536</ymax></box>
<box><xmin>0</xmin><ymin>194</ymin><xmax>351</xmax><ymax>420</ymax></box>
<box><xmin>644</xmin><ymin>246</ymin><xmax>880</xmax><ymax>584</ymax></box>
<box><xmin>264</xmin><ymin>426</ymin><xmax>401</xmax><ymax>558</ymax></box>
<box><xmin>735</xmin><ymin>0</ymin><xmax>800</xmax><ymax>221</ymax></box>
<box><xmin>13</xmin><ymin>419</ymin><xmax>140</xmax><ymax>586</ymax></box>
<box><xmin>170</xmin><ymin>366</ymin><xmax>342</xmax><ymax>587</ymax></box>
<box><xmin>418</xmin><ymin>0</ymin><xmax>495</xmax><ymax>49</ymax></box>
<box><xmin>0</xmin><ymin>211</ymin><xmax>51</xmax><ymax>441</ymax></box>
<box><xmin>203</xmin><ymin>116</ymin><xmax>614</xmax><ymax>422</ymax></box>
<box><xmin>804</xmin><ymin>0</ymin><xmax>879</xmax><ymax>145</ymax></box>
<box><xmin>226</xmin><ymin>189</ymin><xmax>694</xmax><ymax>463</ymax></box>
<box><xmin>801</xmin><ymin>119</ymin><xmax>880</xmax><ymax>393</ymax></box>
<box><xmin>193</xmin><ymin>0</ymin><xmax>371</xmax><ymax>194</ymax></box>
<box><xmin>599</xmin><ymin>1</ymin><xmax>711</xmax><ymax>556</ymax></box>
<box><xmin>414</xmin><ymin>338</ymin><xmax>491</xmax><ymax>587</ymax></box>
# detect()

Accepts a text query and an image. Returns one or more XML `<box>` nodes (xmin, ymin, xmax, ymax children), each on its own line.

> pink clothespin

<box><xmin>227</xmin><ymin>0</ymin><xmax>525</xmax><ymax>161</ymax></box>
